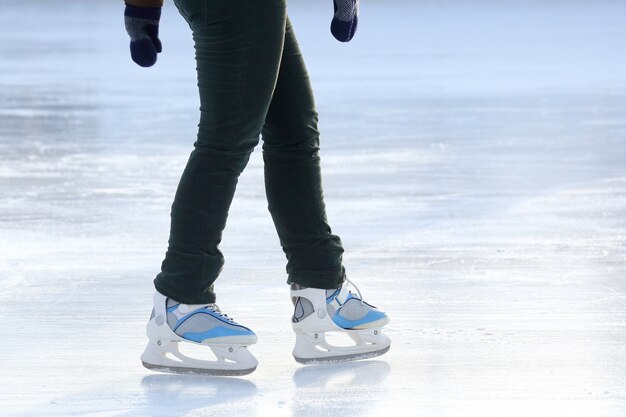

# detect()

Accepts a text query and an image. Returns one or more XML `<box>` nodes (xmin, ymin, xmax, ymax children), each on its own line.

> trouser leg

<box><xmin>155</xmin><ymin>0</ymin><xmax>287</xmax><ymax>304</ymax></box>
<box><xmin>262</xmin><ymin>17</ymin><xmax>346</xmax><ymax>290</ymax></box>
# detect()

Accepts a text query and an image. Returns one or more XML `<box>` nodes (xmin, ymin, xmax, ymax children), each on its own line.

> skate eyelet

<box><xmin>157</xmin><ymin>340</ymin><xmax>162</xmax><ymax>346</ymax></box>
<box><xmin>374</xmin><ymin>330</ymin><xmax>378</xmax><ymax>335</ymax></box>
<box><xmin>314</xmin><ymin>333</ymin><xmax>318</xmax><ymax>339</ymax></box>
<box><xmin>229</xmin><ymin>347</ymin><xmax>233</xmax><ymax>353</ymax></box>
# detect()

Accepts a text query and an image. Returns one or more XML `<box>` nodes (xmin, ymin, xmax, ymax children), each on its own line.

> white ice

<box><xmin>1</xmin><ymin>0</ymin><xmax>626</xmax><ymax>416</ymax></box>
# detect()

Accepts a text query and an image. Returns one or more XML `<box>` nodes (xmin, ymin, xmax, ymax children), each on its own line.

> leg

<box><xmin>154</xmin><ymin>0</ymin><xmax>288</xmax><ymax>304</ymax></box>
<box><xmin>261</xmin><ymin>16</ymin><xmax>346</xmax><ymax>289</ymax></box>
<box><xmin>261</xmin><ymin>18</ymin><xmax>391</xmax><ymax>364</ymax></box>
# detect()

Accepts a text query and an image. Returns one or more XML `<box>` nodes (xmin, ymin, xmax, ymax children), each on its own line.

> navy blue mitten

<box><xmin>124</xmin><ymin>4</ymin><xmax>162</xmax><ymax>67</ymax></box>
<box><xmin>331</xmin><ymin>0</ymin><xmax>359</xmax><ymax>42</ymax></box>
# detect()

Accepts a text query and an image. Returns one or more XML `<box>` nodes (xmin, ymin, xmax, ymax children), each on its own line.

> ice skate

<box><xmin>290</xmin><ymin>278</ymin><xmax>391</xmax><ymax>364</ymax></box>
<box><xmin>141</xmin><ymin>291</ymin><xmax>258</xmax><ymax>376</ymax></box>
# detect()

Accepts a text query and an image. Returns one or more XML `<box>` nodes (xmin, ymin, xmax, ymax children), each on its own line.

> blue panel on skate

<box><xmin>182</xmin><ymin>326</ymin><xmax>254</xmax><ymax>343</ymax></box>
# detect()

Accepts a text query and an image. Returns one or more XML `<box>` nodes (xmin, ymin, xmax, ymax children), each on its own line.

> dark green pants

<box><xmin>154</xmin><ymin>0</ymin><xmax>346</xmax><ymax>304</ymax></box>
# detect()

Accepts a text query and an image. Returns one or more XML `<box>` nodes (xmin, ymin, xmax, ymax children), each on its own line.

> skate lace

<box><xmin>206</xmin><ymin>303</ymin><xmax>235</xmax><ymax>322</ymax></box>
<box><xmin>345</xmin><ymin>277</ymin><xmax>365</xmax><ymax>306</ymax></box>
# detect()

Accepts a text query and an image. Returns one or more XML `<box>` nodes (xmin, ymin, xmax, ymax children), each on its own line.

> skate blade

<box><xmin>142</xmin><ymin>360</ymin><xmax>257</xmax><ymax>377</ymax></box>
<box><xmin>294</xmin><ymin>345</ymin><xmax>390</xmax><ymax>365</ymax></box>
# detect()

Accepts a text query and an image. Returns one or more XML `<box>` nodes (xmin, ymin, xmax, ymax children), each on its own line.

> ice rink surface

<box><xmin>1</xmin><ymin>0</ymin><xmax>626</xmax><ymax>415</ymax></box>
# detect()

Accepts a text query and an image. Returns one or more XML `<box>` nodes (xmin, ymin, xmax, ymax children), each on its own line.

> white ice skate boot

<box><xmin>141</xmin><ymin>291</ymin><xmax>258</xmax><ymax>376</ymax></box>
<box><xmin>290</xmin><ymin>278</ymin><xmax>391</xmax><ymax>364</ymax></box>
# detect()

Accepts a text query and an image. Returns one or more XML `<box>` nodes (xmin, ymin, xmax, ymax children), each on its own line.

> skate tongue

<box><xmin>176</xmin><ymin>303</ymin><xmax>212</xmax><ymax>314</ymax></box>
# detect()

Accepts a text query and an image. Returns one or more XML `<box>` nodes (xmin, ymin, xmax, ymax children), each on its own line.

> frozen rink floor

<box><xmin>1</xmin><ymin>0</ymin><xmax>625</xmax><ymax>416</ymax></box>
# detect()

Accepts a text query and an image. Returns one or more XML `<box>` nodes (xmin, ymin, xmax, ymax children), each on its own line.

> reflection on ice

<box><xmin>292</xmin><ymin>361</ymin><xmax>391</xmax><ymax>417</ymax></box>
<box><xmin>137</xmin><ymin>375</ymin><xmax>258</xmax><ymax>417</ymax></box>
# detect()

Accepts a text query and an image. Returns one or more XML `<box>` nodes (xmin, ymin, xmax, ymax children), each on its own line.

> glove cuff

<box><xmin>124</xmin><ymin>4</ymin><xmax>161</xmax><ymax>20</ymax></box>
